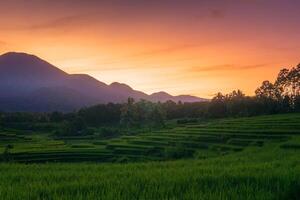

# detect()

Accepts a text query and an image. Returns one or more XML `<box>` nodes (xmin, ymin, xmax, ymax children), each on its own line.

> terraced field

<box><xmin>1</xmin><ymin>113</ymin><xmax>300</xmax><ymax>163</ymax></box>
<box><xmin>1</xmin><ymin>138</ymin><xmax>300</xmax><ymax>199</ymax></box>
<box><xmin>1</xmin><ymin>113</ymin><xmax>300</xmax><ymax>199</ymax></box>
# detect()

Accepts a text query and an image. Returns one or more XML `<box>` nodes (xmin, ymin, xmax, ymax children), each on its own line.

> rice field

<box><xmin>0</xmin><ymin>143</ymin><xmax>299</xmax><ymax>199</ymax></box>
<box><xmin>0</xmin><ymin>113</ymin><xmax>300</xmax><ymax>199</ymax></box>
<box><xmin>1</xmin><ymin>113</ymin><xmax>299</xmax><ymax>163</ymax></box>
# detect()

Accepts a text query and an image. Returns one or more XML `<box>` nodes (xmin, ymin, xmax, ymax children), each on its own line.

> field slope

<box><xmin>0</xmin><ymin>113</ymin><xmax>300</xmax><ymax>199</ymax></box>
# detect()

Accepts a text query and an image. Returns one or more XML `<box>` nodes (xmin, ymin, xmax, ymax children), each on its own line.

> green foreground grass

<box><xmin>0</xmin><ymin>144</ymin><xmax>299</xmax><ymax>200</ymax></box>
<box><xmin>0</xmin><ymin>113</ymin><xmax>300</xmax><ymax>199</ymax></box>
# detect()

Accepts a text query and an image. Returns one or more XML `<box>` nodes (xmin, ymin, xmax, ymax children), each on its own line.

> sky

<box><xmin>0</xmin><ymin>0</ymin><xmax>300</xmax><ymax>98</ymax></box>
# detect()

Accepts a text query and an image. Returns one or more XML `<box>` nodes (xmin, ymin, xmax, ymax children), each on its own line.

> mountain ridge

<box><xmin>0</xmin><ymin>52</ymin><xmax>207</xmax><ymax>112</ymax></box>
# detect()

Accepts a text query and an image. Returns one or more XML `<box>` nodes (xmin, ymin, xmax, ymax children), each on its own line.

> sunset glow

<box><xmin>1</xmin><ymin>0</ymin><xmax>300</xmax><ymax>98</ymax></box>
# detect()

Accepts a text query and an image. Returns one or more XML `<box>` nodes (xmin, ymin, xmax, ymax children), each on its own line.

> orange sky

<box><xmin>1</xmin><ymin>0</ymin><xmax>300</xmax><ymax>98</ymax></box>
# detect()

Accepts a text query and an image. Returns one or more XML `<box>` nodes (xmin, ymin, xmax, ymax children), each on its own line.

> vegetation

<box><xmin>2</xmin><ymin>64</ymin><xmax>299</xmax><ymax>137</ymax></box>
<box><xmin>0</xmin><ymin>113</ymin><xmax>299</xmax><ymax>163</ymax></box>
<box><xmin>0</xmin><ymin>113</ymin><xmax>299</xmax><ymax>199</ymax></box>
<box><xmin>0</xmin><ymin>65</ymin><xmax>299</xmax><ymax>199</ymax></box>
<box><xmin>1</xmin><ymin>148</ymin><xmax>300</xmax><ymax>199</ymax></box>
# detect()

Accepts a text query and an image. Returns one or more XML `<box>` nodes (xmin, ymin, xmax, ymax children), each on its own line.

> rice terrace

<box><xmin>1</xmin><ymin>114</ymin><xmax>300</xmax><ymax>163</ymax></box>
<box><xmin>1</xmin><ymin>113</ymin><xmax>300</xmax><ymax>199</ymax></box>
<box><xmin>1</xmin><ymin>1</ymin><xmax>300</xmax><ymax>199</ymax></box>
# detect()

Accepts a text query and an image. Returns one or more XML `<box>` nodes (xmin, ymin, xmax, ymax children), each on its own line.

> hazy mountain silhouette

<box><xmin>149</xmin><ymin>92</ymin><xmax>202</xmax><ymax>102</ymax></box>
<box><xmin>0</xmin><ymin>52</ymin><xmax>206</xmax><ymax>112</ymax></box>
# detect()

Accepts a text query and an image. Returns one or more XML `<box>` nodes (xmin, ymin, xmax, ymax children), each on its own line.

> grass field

<box><xmin>1</xmin><ymin>113</ymin><xmax>300</xmax><ymax>163</ymax></box>
<box><xmin>0</xmin><ymin>113</ymin><xmax>300</xmax><ymax>199</ymax></box>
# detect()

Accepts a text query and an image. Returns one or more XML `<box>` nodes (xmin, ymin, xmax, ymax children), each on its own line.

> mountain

<box><xmin>0</xmin><ymin>52</ymin><xmax>206</xmax><ymax>112</ymax></box>
<box><xmin>149</xmin><ymin>92</ymin><xmax>202</xmax><ymax>103</ymax></box>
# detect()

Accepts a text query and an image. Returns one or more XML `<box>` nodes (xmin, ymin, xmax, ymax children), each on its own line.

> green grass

<box><xmin>0</xmin><ymin>113</ymin><xmax>300</xmax><ymax>199</ymax></box>
<box><xmin>0</xmin><ymin>113</ymin><xmax>299</xmax><ymax>163</ymax></box>
<box><xmin>0</xmin><ymin>144</ymin><xmax>299</xmax><ymax>199</ymax></box>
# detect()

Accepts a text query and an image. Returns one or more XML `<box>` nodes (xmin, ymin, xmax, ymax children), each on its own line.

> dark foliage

<box><xmin>0</xmin><ymin>64</ymin><xmax>299</xmax><ymax>138</ymax></box>
<box><xmin>78</xmin><ymin>103</ymin><xmax>122</xmax><ymax>126</ymax></box>
<box><xmin>54</xmin><ymin>117</ymin><xmax>93</xmax><ymax>136</ymax></box>
<box><xmin>98</xmin><ymin>127</ymin><xmax>121</xmax><ymax>139</ymax></box>
<box><xmin>1</xmin><ymin>144</ymin><xmax>13</xmax><ymax>162</ymax></box>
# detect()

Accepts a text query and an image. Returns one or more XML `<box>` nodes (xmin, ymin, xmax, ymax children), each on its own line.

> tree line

<box><xmin>0</xmin><ymin>64</ymin><xmax>299</xmax><ymax>134</ymax></box>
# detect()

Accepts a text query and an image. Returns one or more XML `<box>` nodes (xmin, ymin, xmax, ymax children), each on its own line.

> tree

<box><xmin>162</xmin><ymin>100</ymin><xmax>177</xmax><ymax>118</ymax></box>
<box><xmin>56</xmin><ymin>117</ymin><xmax>90</xmax><ymax>136</ymax></box>
<box><xmin>226</xmin><ymin>90</ymin><xmax>247</xmax><ymax>116</ymax></box>
<box><xmin>275</xmin><ymin>68</ymin><xmax>289</xmax><ymax>97</ymax></box>
<box><xmin>78</xmin><ymin>103</ymin><xmax>121</xmax><ymax>126</ymax></box>
<box><xmin>49</xmin><ymin>111</ymin><xmax>64</xmax><ymax>122</ymax></box>
<box><xmin>120</xmin><ymin>98</ymin><xmax>166</xmax><ymax>129</ymax></box>
<box><xmin>288</xmin><ymin>64</ymin><xmax>300</xmax><ymax>97</ymax></box>
<box><xmin>120</xmin><ymin>98</ymin><xmax>136</xmax><ymax>128</ymax></box>
<box><xmin>255</xmin><ymin>81</ymin><xmax>277</xmax><ymax>99</ymax></box>
<box><xmin>273</xmin><ymin>64</ymin><xmax>300</xmax><ymax>110</ymax></box>
<box><xmin>294</xmin><ymin>95</ymin><xmax>300</xmax><ymax>112</ymax></box>
<box><xmin>148</xmin><ymin>104</ymin><xmax>165</xmax><ymax>128</ymax></box>
<box><xmin>209</xmin><ymin>92</ymin><xmax>227</xmax><ymax>118</ymax></box>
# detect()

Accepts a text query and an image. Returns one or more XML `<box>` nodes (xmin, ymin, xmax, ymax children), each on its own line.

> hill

<box><xmin>0</xmin><ymin>52</ymin><xmax>206</xmax><ymax>112</ymax></box>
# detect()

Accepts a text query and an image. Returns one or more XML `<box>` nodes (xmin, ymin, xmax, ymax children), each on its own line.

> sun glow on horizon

<box><xmin>1</xmin><ymin>1</ymin><xmax>300</xmax><ymax>98</ymax></box>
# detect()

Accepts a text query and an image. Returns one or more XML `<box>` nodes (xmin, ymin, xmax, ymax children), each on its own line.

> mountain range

<box><xmin>0</xmin><ymin>52</ymin><xmax>206</xmax><ymax>112</ymax></box>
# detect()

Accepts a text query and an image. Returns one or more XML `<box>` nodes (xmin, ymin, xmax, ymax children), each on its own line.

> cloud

<box><xmin>128</xmin><ymin>44</ymin><xmax>201</xmax><ymax>58</ymax></box>
<box><xmin>27</xmin><ymin>15</ymin><xmax>88</xmax><ymax>30</ymax></box>
<box><xmin>1</xmin><ymin>14</ymin><xmax>90</xmax><ymax>31</ymax></box>
<box><xmin>96</xmin><ymin>44</ymin><xmax>202</xmax><ymax>66</ymax></box>
<box><xmin>189</xmin><ymin>63</ymin><xmax>268</xmax><ymax>72</ymax></box>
